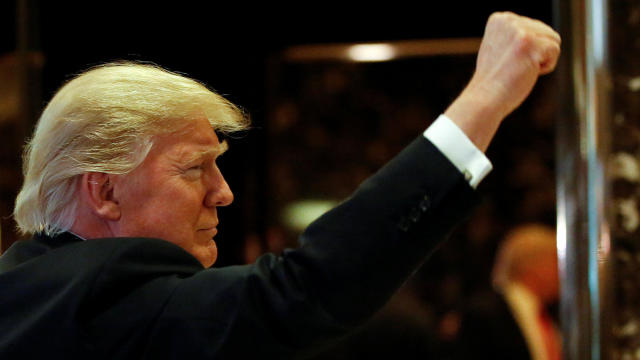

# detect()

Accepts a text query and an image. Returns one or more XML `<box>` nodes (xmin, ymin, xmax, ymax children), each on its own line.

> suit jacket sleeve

<box><xmin>90</xmin><ymin>136</ymin><xmax>481</xmax><ymax>359</ymax></box>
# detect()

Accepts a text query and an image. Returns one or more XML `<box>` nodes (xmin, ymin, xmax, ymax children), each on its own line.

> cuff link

<box><xmin>463</xmin><ymin>170</ymin><xmax>473</xmax><ymax>182</ymax></box>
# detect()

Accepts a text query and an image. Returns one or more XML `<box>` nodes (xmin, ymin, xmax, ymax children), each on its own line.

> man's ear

<box><xmin>80</xmin><ymin>172</ymin><xmax>120</xmax><ymax>221</ymax></box>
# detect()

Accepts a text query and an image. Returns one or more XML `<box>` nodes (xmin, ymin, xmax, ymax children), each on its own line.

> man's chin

<box><xmin>197</xmin><ymin>240</ymin><xmax>218</xmax><ymax>268</ymax></box>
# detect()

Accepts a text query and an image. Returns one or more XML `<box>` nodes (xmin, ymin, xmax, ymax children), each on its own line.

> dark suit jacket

<box><xmin>454</xmin><ymin>290</ymin><xmax>531</xmax><ymax>360</ymax></box>
<box><xmin>0</xmin><ymin>137</ymin><xmax>479</xmax><ymax>359</ymax></box>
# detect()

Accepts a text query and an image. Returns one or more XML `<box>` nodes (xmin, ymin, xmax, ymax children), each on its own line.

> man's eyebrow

<box><xmin>183</xmin><ymin>141</ymin><xmax>229</xmax><ymax>163</ymax></box>
<box><xmin>216</xmin><ymin>140</ymin><xmax>229</xmax><ymax>156</ymax></box>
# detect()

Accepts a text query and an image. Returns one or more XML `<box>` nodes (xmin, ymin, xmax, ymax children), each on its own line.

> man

<box><xmin>456</xmin><ymin>224</ymin><xmax>560</xmax><ymax>360</ymax></box>
<box><xmin>0</xmin><ymin>12</ymin><xmax>560</xmax><ymax>359</ymax></box>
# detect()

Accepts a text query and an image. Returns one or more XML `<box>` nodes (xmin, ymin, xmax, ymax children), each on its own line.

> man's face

<box><xmin>112</xmin><ymin>117</ymin><xmax>233</xmax><ymax>267</ymax></box>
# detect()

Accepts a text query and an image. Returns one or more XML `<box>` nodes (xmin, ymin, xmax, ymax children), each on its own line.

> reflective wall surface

<box><xmin>557</xmin><ymin>0</ymin><xmax>640</xmax><ymax>358</ymax></box>
<box><xmin>609</xmin><ymin>0</ymin><xmax>640</xmax><ymax>358</ymax></box>
<box><xmin>556</xmin><ymin>0</ymin><xmax>612</xmax><ymax>358</ymax></box>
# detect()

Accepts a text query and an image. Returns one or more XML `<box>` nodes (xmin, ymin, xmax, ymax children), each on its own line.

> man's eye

<box><xmin>184</xmin><ymin>165</ymin><xmax>204</xmax><ymax>176</ymax></box>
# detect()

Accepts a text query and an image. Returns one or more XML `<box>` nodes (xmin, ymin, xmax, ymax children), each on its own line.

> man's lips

<box><xmin>198</xmin><ymin>220</ymin><xmax>219</xmax><ymax>239</ymax></box>
<box><xmin>199</xmin><ymin>227</ymin><xmax>218</xmax><ymax>238</ymax></box>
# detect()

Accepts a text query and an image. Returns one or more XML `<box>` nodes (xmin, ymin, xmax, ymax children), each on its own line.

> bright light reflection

<box><xmin>556</xmin><ymin>215</ymin><xmax>567</xmax><ymax>262</ymax></box>
<box><xmin>282</xmin><ymin>200</ymin><xmax>339</xmax><ymax>231</ymax></box>
<box><xmin>347</xmin><ymin>44</ymin><xmax>396</xmax><ymax>62</ymax></box>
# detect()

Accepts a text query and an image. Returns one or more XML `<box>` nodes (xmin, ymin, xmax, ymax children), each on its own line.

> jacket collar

<box><xmin>32</xmin><ymin>231</ymin><xmax>84</xmax><ymax>250</ymax></box>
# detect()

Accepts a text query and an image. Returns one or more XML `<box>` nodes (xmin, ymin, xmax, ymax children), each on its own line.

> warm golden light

<box><xmin>347</xmin><ymin>44</ymin><xmax>396</xmax><ymax>62</ymax></box>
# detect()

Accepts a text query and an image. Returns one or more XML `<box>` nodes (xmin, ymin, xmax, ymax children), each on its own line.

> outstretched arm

<box><xmin>445</xmin><ymin>12</ymin><xmax>561</xmax><ymax>152</ymax></box>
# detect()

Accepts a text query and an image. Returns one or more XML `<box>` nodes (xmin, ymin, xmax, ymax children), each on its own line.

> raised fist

<box><xmin>471</xmin><ymin>12</ymin><xmax>561</xmax><ymax>118</ymax></box>
<box><xmin>444</xmin><ymin>12</ymin><xmax>561</xmax><ymax>151</ymax></box>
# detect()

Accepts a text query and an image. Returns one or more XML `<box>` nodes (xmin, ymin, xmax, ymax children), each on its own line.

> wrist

<box><xmin>444</xmin><ymin>82</ymin><xmax>507</xmax><ymax>152</ymax></box>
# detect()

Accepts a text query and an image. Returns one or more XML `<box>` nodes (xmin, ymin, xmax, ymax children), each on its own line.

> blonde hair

<box><xmin>491</xmin><ymin>223</ymin><xmax>557</xmax><ymax>289</ymax></box>
<box><xmin>14</xmin><ymin>61</ymin><xmax>250</xmax><ymax>235</ymax></box>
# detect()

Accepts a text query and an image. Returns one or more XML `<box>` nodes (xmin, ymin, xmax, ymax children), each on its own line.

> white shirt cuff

<box><xmin>423</xmin><ymin>114</ymin><xmax>492</xmax><ymax>188</ymax></box>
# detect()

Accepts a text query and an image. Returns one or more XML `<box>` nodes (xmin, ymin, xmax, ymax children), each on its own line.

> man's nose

<box><xmin>205</xmin><ymin>168</ymin><xmax>234</xmax><ymax>207</ymax></box>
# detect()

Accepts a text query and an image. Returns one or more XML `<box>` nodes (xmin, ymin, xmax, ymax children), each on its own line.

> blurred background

<box><xmin>0</xmin><ymin>1</ymin><xmax>558</xmax><ymax>358</ymax></box>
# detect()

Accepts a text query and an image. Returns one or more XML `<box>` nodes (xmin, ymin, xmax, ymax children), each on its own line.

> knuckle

<box><xmin>488</xmin><ymin>12</ymin><xmax>501</xmax><ymax>20</ymax></box>
<box><xmin>488</xmin><ymin>11</ymin><xmax>521</xmax><ymax>32</ymax></box>
<box><xmin>515</xmin><ymin>31</ymin><xmax>534</xmax><ymax>50</ymax></box>
<box><xmin>491</xmin><ymin>11</ymin><xmax>515</xmax><ymax>18</ymax></box>
<box><xmin>488</xmin><ymin>11</ymin><xmax>507</xmax><ymax>25</ymax></box>
<box><xmin>490</xmin><ymin>11</ymin><xmax>506</xmax><ymax>21</ymax></box>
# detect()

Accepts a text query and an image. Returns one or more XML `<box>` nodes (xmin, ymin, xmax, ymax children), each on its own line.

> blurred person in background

<box><xmin>455</xmin><ymin>224</ymin><xmax>560</xmax><ymax>360</ymax></box>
